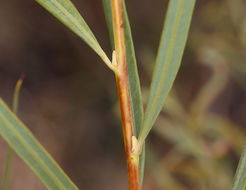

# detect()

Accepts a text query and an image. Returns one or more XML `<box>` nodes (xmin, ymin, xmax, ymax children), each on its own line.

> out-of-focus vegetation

<box><xmin>0</xmin><ymin>0</ymin><xmax>245</xmax><ymax>189</ymax></box>
<box><xmin>141</xmin><ymin>1</ymin><xmax>246</xmax><ymax>189</ymax></box>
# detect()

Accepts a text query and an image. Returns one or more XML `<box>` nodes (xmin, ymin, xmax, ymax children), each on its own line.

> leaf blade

<box><xmin>139</xmin><ymin>0</ymin><xmax>196</xmax><ymax>143</ymax></box>
<box><xmin>0</xmin><ymin>99</ymin><xmax>78</xmax><ymax>190</ymax></box>
<box><xmin>102</xmin><ymin>0</ymin><xmax>115</xmax><ymax>49</ymax></box>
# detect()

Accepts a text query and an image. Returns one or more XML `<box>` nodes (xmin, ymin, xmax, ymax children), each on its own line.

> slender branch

<box><xmin>111</xmin><ymin>0</ymin><xmax>140</xmax><ymax>189</ymax></box>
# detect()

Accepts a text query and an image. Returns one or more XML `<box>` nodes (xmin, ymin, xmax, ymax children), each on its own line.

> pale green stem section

<box><xmin>2</xmin><ymin>76</ymin><xmax>23</xmax><ymax>190</ymax></box>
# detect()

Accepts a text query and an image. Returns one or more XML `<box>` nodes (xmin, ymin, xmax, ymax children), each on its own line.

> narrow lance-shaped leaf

<box><xmin>0</xmin><ymin>99</ymin><xmax>78</xmax><ymax>190</ymax></box>
<box><xmin>138</xmin><ymin>0</ymin><xmax>196</xmax><ymax>143</ymax></box>
<box><xmin>36</xmin><ymin>0</ymin><xmax>112</xmax><ymax>69</ymax></box>
<box><xmin>231</xmin><ymin>144</ymin><xmax>246</xmax><ymax>190</ymax></box>
<box><xmin>102</xmin><ymin>0</ymin><xmax>145</xmax><ymax>186</ymax></box>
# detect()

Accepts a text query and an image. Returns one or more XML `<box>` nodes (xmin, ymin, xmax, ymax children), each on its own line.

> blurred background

<box><xmin>0</xmin><ymin>0</ymin><xmax>246</xmax><ymax>189</ymax></box>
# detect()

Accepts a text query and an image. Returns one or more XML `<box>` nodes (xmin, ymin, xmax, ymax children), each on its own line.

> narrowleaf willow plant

<box><xmin>1</xmin><ymin>0</ymin><xmax>246</xmax><ymax>189</ymax></box>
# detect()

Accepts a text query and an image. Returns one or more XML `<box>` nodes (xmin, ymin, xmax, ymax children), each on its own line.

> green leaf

<box><xmin>102</xmin><ymin>0</ymin><xmax>115</xmax><ymax>50</ymax></box>
<box><xmin>36</xmin><ymin>0</ymin><xmax>109</xmax><ymax>64</ymax></box>
<box><xmin>102</xmin><ymin>0</ymin><xmax>145</xmax><ymax>186</ymax></box>
<box><xmin>231</xmin><ymin>144</ymin><xmax>246</xmax><ymax>190</ymax></box>
<box><xmin>0</xmin><ymin>99</ymin><xmax>78</xmax><ymax>190</ymax></box>
<box><xmin>138</xmin><ymin>0</ymin><xmax>196</xmax><ymax>143</ymax></box>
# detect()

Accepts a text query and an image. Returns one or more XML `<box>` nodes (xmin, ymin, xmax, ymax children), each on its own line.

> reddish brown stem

<box><xmin>111</xmin><ymin>0</ymin><xmax>140</xmax><ymax>190</ymax></box>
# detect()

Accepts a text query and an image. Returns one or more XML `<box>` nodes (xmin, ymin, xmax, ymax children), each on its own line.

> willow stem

<box><xmin>111</xmin><ymin>0</ymin><xmax>140</xmax><ymax>189</ymax></box>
